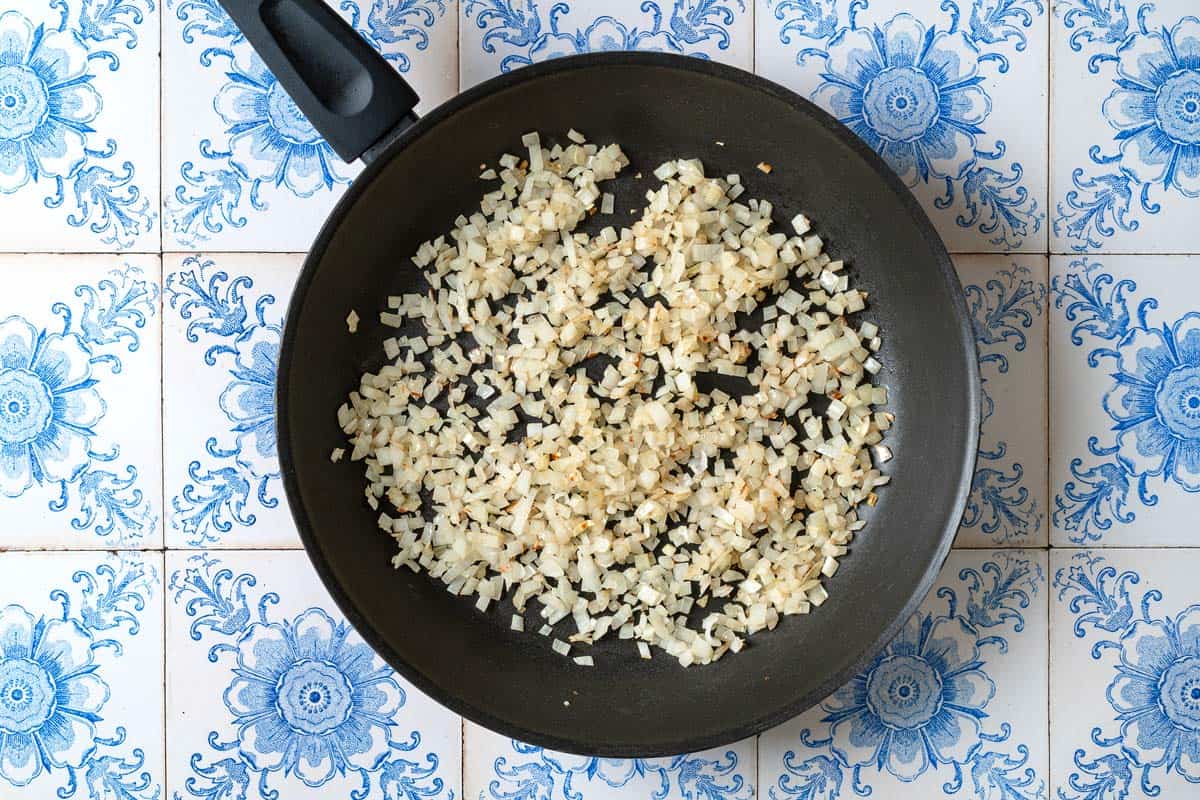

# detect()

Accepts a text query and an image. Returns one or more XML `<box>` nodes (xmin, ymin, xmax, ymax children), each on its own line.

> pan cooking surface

<box><xmin>277</xmin><ymin>53</ymin><xmax>978</xmax><ymax>757</ymax></box>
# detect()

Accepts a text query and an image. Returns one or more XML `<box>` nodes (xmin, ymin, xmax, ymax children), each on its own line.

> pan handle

<box><xmin>217</xmin><ymin>0</ymin><xmax>419</xmax><ymax>164</ymax></box>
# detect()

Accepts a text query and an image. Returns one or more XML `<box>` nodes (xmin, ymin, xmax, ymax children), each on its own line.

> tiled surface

<box><xmin>0</xmin><ymin>1</ymin><xmax>1195</xmax><ymax>798</ymax></box>
<box><xmin>160</xmin><ymin>0</ymin><xmax>457</xmax><ymax>251</ymax></box>
<box><xmin>0</xmin><ymin>0</ymin><xmax>159</xmax><ymax>252</ymax></box>
<box><xmin>466</xmin><ymin>723</ymin><xmax>758</xmax><ymax>799</ymax></box>
<box><xmin>757</xmin><ymin>0</ymin><xmax>1050</xmax><ymax>254</ymax></box>
<box><xmin>956</xmin><ymin>255</ymin><xmax>1049</xmax><ymax>548</ymax></box>
<box><xmin>0</xmin><ymin>254</ymin><xmax>162</xmax><ymax>548</ymax></box>
<box><xmin>162</xmin><ymin>252</ymin><xmax>300</xmax><ymax>548</ymax></box>
<box><xmin>1051</xmin><ymin>1</ymin><xmax>1200</xmax><ymax>253</ymax></box>
<box><xmin>1050</xmin><ymin>549</ymin><xmax>1200</xmax><ymax>798</ymax></box>
<box><xmin>165</xmin><ymin>550</ymin><xmax>461</xmax><ymax>800</ymax></box>
<box><xmin>1050</xmin><ymin>255</ymin><xmax>1200</xmax><ymax>547</ymax></box>
<box><xmin>0</xmin><ymin>551</ymin><xmax>164</xmax><ymax>796</ymax></box>
<box><xmin>760</xmin><ymin>549</ymin><xmax>1049</xmax><ymax>798</ymax></box>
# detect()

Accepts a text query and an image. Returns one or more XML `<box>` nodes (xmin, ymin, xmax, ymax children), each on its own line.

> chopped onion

<box><xmin>340</xmin><ymin>134</ymin><xmax>891</xmax><ymax>667</ymax></box>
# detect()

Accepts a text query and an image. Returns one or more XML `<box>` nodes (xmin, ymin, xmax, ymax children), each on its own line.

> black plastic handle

<box><xmin>219</xmin><ymin>0</ymin><xmax>420</xmax><ymax>163</ymax></box>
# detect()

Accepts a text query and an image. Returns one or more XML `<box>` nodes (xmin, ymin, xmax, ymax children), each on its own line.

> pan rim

<box><xmin>276</xmin><ymin>50</ymin><xmax>981</xmax><ymax>758</ymax></box>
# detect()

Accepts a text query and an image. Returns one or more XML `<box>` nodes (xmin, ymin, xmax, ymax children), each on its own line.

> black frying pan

<box><xmin>224</xmin><ymin>0</ymin><xmax>979</xmax><ymax>757</ymax></box>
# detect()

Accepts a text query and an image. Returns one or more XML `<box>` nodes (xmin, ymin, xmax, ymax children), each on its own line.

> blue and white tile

<box><xmin>0</xmin><ymin>0</ymin><xmax>159</xmax><ymax>252</ymax></box>
<box><xmin>759</xmin><ymin>549</ymin><xmax>1049</xmax><ymax>800</ymax></box>
<box><xmin>1049</xmin><ymin>255</ymin><xmax>1200</xmax><ymax>546</ymax></box>
<box><xmin>956</xmin><ymin>255</ymin><xmax>1049</xmax><ymax>547</ymax></box>
<box><xmin>1052</xmin><ymin>2</ymin><xmax>1200</xmax><ymax>253</ymax></box>
<box><xmin>160</xmin><ymin>0</ymin><xmax>459</xmax><ymax>251</ymax></box>
<box><xmin>0</xmin><ymin>255</ymin><xmax>161</xmax><ymax>549</ymax></box>
<box><xmin>460</xmin><ymin>0</ymin><xmax>755</xmax><ymax>88</ymax></box>
<box><xmin>465</xmin><ymin>721</ymin><xmax>756</xmax><ymax>799</ymax></box>
<box><xmin>0</xmin><ymin>550</ymin><xmax>164</xmax><ymax>799</ymax></box>
<box><xmin>163</xmin><ymin>253</ymin><xmax>298</xmax><ymax>549</ymax></box>
<box><xmin>755</xmin><ymin>0</ymin><xmax>1049</xmax><ymax>254</ymax></box>
<box><xmin>1051</xmin><ymin>549</ymin><xmax>1200</xmax><ymax>799</ymax></box>
<box><xmin>166</xmin><ymin>549</ymin><xmax>462</xmax><ymax>800</ymax></box>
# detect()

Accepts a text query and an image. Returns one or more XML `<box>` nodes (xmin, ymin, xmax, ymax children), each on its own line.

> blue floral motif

<box><xmin>815</xmin><ymin>14</ymin><xmax>991</xmax><ymax>185</ymax></box>
<box><xmin>487</xmin><ymin>742</ymin><xmax>751</xmax><ymax>800</ymax></box>
<box><xmin>169</xmin><ymin>553</ymin><xmax>453</xmax><ymax>800</ymax></box>
<box><xmin>0</xmin><ymin>606</ymin><xmax>108</xmax><ymax>786</ymax></box>
<box><xmin>1103</xmin><ymin>313</ymin><xmax>1200</xmax><ymax>491</ymax></box>
<box><xmin>769</xmin><ymin>553</ymin><xmax>1045</xmax><ymax>799</ymax></box>
<box><xmin>0</xmin><ymin>264</ymin><xmax>158</xmax><ymax>542</ymax></box>
<box><xmin>164</xmin><ymin>0</ymin><xmax>450</xmax><ymax>245</ymax></box>
<box><xmin>0</xmin><ymin>3</ymin><xmax>154</xmax><ymax>246</ymax></box>
<box><xmin>1101</xmin><ymin>18</ymin><xmax>1200</xmax><ymax>198</ymax></box>
<box><xmin>1054</xmin><ymin>5</ymin><xmax>1200</xmax><ymax>249</ymax></box>
<box><xmin>0</xmin><ymin>554</ymin><xmax>159</xmax><ymax>797</ymax></box>
<box><xmin>165</xmin><ymin>257</ymin><xmax>281</xmax><ymax>544</ymax></box>
<box><xmin>1056</xmin><ymin>553</ymin><xmax>1200</xmax><ymax>797</ymax></box>
<box><xmin>464</xmin><ymin>0</ymin><xmax>747</xmax><ymax>73</ymax></box>
<box><xmin>214</xmin><ymin>45</ymin><xmax>346</xmax><ymax>198</ymax></box>
<box><xmin>0</xmin><ymin>11</ymin><xmax>101</xmax><ymax>192</ymax></box>
<box><xmin>821</xmin><ymin>613</ymin><xmax>995</xmax><ymax>781</ymax></box>
<box><xmin>0</xmin><ymin>317</ymin><xmax>105</xmax><ymax>496</ymax></box>
<box><xmin>767</xmin><ymin>0</ymin><xmax>1044</xmax><ymax>248</ymax></box>
<box><xmin>1051</xmin><ymin>259</ymin><xmax>1198</xmax><ymax>542</ymax></box>
<box><xmin>214</xmin><ymin>324</ymin><xmax>279</xmax><ymax>481</ymax></box>
<box><xmin>1106</xmin><ymin>606</ymin><xmax>1200</xmax><ymax>781</ymax></box>
<box><xmin>224</xmin><ymin>608</ymin><xmax>405</xmax><ymax>786</ymax></box>
<box><xmin>342</xmin><ymin>0</ymin><xmax>449</xmax><ymax>73</ymax></box>
<box><xmin>961</xmin><ymin>265</ymin><xmax>1046</xmax><ymax>542</ymax></box>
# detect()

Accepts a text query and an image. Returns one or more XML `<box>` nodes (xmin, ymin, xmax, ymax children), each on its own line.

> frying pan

<box><xmin>223</xmin><ymin>0</ymin><xmax>980</xmax><ymax>757</ymax></box>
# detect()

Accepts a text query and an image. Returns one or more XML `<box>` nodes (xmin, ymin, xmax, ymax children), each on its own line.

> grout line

<box><xmin>749</xmin><ymin>0</ymin><xmax>756</xmax><ymax>75</ymax></box>
<box><xmin>1047</xmin><ymin>0</ymin><xmax>1054</xmax><ymax>261</ymax></box>
<box><xmin>161</xmin><ymin>549</ymin><xmax>170</xmax><ymax>797</ymax></box>
<box><xmin>461</xmin><ymin>714</ymin><xmax>468</xmax><ymax>799</ymax></box>
<box><xmin>1046</xmin><ymin>548</ymin><xmax>1054</xmax><ymax>797</ymax></box>
<box><xmin>753</xmin><ymin>731</ymin><xmax>760</xmax><ymax>800</ymax></box>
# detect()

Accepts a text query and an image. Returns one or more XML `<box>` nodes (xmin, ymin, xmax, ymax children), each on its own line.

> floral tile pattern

<box><xmin>1049</xmin><ymin>254</ymin><xmax>1200</xmax><ymax>546</ymax></box>
<box><xmin>159</xmin><ymin>0</ymin><xmax>458</xmax><ymax>251</ymax></box>
<box><xmin>756</xmin><ymin>0</ymin><xmax>1050</xmax><ymax>254</ymax></box>
<box><xmin>162</xmin><ymin>253</ymin><xmax>299</xmax><ymax>549</ymax></box>
<box><xmin>0</xmin><ymin>0</ymin><xmax>159</xmax><ymax>252</ymax></box>
<box><xmin>0</xmin><ymin>551</ymin><xmax>163</xmax><ymax>799</ymax></box>
<box><xmin>759</xmin><ymin>550</ymin><xmax>1049</xmax><ymax>799</ymax></box>
<box><xmin>0</xmin><ymin>255</ymin><xmax>161</xmax><ymax>549</ymax></box>
<box><xmin>1051</xmin><ymin>549</ymin><xmax>1200</xmax><ymax>799</ymax></box>
<box><xmin>956</xmin><ymin>255</ymin><xmax>1049</xmax><ymax>547</ymax></box>
<box><xmin>166</xmin><ymin>549</ymin><xmax>462</xmax><ymax>800</ymax></box>
<box><xmin>1052</xmin><ymin>1</ymin><xmax>1200</xmax><ymax>253</ymax></box>
<box><xmin>465</xmin><ymin>722</ymin><xmax>756</xmax><ymax>799</ymax></box>
<box><xmin>460</xmin><ymin>0</ymin><xmax>754</xmax><ymax>87</ymax></box>
<box><xmin>0</xmin><ymin>2</ymin><xmax>1196</xmax><ymax>798</ymax></box>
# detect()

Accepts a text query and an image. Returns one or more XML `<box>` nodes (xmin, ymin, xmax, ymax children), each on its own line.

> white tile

<box><xmin>1051</xmin><ymin>549</ymin><xmax>1200</xmax><ymax>798</ymax></box>
<box><xmin>756</xmin><ymin>0</ymin><xmax>1049</xmax><ymax>253</ymax></box>
<box><xmin>460</xmin><ymin>0</ymin><xmax>755</xmax><ymax>88</ymax></box>
<box><xmin>166</xmin><ymin>550</ymin><xmax>462</xmax><ymax>800</ymax></box>
<box><xmin>0</xmin><ymin>255</ymin><xmax>161</xmax><ymax>548</ymax></box>
<box><xmin>465</xmin><ymin>721</ymin><xmax>756</xmax><ymax>799</ymax></box>
<box><xmin>955</xmin><ymin>255</ymin><xmax>1049</xmax><ymax>547</ymax></box>
<box><xmin>1049</xmin><ymin>255</ymin><xmax>1200</xmax><ymax>545</ymax></box>
<box><xmin>1052</xmin><ymin>2</ymin><xmax>1200</xmax><ymax>253</ymax></box>
<box><xmin>759</xmin><ymin>549</ymin><xmax>1048</xmax><ymax>799</ymax></box>
<box><xmin>162</xmin><ymin>253</ymin><xmax>299</xmax><ymax>548</ymax></box>
<box><xmin>0</xmin><ymin>551</ymin><xmax>164</xmax><ymax>798</ymax></box>
<box><xmin>160</xmin><ymin>0</ymin><xmax>459</xmax><ymax>251</ymax></box>
<box><xmin>0</xmin><ymin>0</ymin><xmax>159</xmax><ymax>252</ymax></box>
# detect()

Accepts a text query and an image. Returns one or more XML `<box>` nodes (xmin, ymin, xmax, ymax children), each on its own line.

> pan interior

<box><xmin>279</xmin><ymin>54</ymin><xmax>977</xmax><ymax>757</ymax></box>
